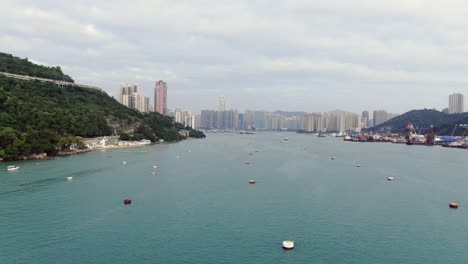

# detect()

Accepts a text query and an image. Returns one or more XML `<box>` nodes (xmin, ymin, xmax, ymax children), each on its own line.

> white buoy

<box><xmin>67</xmin><ymin>176</ymin><xmax>73</xmax><ymax>181</ymax></box>
<box><xmin>282</xmin><ymin>240</ymin><xmax>294</xmax><ymax>250</ymax></box>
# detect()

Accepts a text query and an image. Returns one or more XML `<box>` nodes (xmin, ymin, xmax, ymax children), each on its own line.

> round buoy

<box><xmin>449</xmin><ymin>202</ymin><xmax>458</xmax><ymax>209</ymax></box>
<box><xmin>249</xmin><ymin>180</ymin><xmax>256</xmax><ymax>184</ymax></box>
<box><xmin>282</xmin><ymin>240</ymin><xmax>294</xmax><ymax>250</ymax></box>
<box><xmin>124</xmin><ymin>199</ymin><xmax>132</xmax><ymax>205</ymax></box>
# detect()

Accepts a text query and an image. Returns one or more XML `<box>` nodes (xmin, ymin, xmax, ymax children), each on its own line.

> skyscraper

<box><xmin>449</xmin><ymin>93</ymin><xmax>464</xmax><ymax>114</ymax></box>
<box><xmin>361</xmin><ymin>110</ymin><xmax>369</xmax><ymax>128</ymax></box>
<box><xmin>219</xmin><ymin>96</ymin><xmax>226</xmax><ymax>111</ymax></box>
<box><xmin>373</xmin><ymin>110</ymin><xmax>388</xmax><ymax>127</ymax></box>
<box><xmin>154</xmin><ymin>80</ymin><xmax>167</xmax><ymax>115</ymax></box>
<box><xmin>119</xmin><ymin>83</ymin><xmax>139</xmax><ymax>108</ymax></box>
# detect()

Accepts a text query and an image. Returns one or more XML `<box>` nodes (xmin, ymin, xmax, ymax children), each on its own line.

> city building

<box><xmin>361</xmin><ymin>111</ymin><xmax>369</xmax><ymax>129</ymax></box>
<box><xmin>373</xmin><ymin>110</ymin><xmax>388</xmax><ymax>127</ymax></box>
<box><xmin>200</xmin><ymin>109</ymin><xmax>239</xmax><ymax>130</ymax></box>
<box><xmin>117</xmin><ymin>83</ymin><xmax>150</xmax><ymax>113</ymax></box>
<box><xmin>219</xmin><ymin>96</ymin><xmax>226</xmax><ymax>111</ymax></box>
<box><xmin>154</xmin><ymin>80</ymin><xmax>167</xmax><ymax>115</ymax></box>
<box><xmin>449</xmin><ymin>93</ymin><xmax>464</xmax><ymax>114</ymax></box>
<box><xmin>118</xmin><ymin>83</ymin><xmax>138</xmax><ymax>108</ymax></box>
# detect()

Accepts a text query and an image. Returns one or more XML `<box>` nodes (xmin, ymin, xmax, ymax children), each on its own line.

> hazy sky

<box><xmin>1</xmin><ymin>0</ymin><xmax>467</xmax><ymax>114</ymax></box>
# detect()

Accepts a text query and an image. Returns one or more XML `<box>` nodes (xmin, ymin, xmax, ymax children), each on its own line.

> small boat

<box><xmin>67</xmin><ymin>176</ymin><xmax>73</xmax><ymax>181</ymax></box>
<box><xmin>449</xmin><ymin>202</ymin><xmax>459</xmax><ymax>209</ymax></box>
<box><xmin>284</xmin><ymin>138</ymin><xmax>289</xmax><ymax>141</ymax></box>
<box><xmin>7</xmin><ymin>165</ymin><xmax>20</xmax><ymax>171</ymax></box>
<box><xmin>122</xmin><ymin>161</ymin><xmax>127</xmax><ymax>165</ymax></box>
<box><xmin>356</xmin><ymin>164</ymin><xmax>362</xmax><ymax>167</ymax></box>
<box><xmin>151</xmin><ymin>171</ymin><xmax>156</xmax><ymax>175</ymax></box>
<box><xmin>249</xmin><ymin>179</ymin><xmax>256</xmax><ymax>184</ymax></box>
<box><xmin>331</xmin><ymin>157</ymin><xmax>336</xmax><ymax>160</ymax></box>
<box><xmin>35</xmin><ymin>163</ymin><xmax>43</xmax><ymax>166</ymax></box>
<box><xmin>387</xmin><ymin>177</ymin><xmax>395</xmax><ymax>181</ymax></box>
<box><xmin>176</xmin><ymin>156</ymin><xmax>180</xmax><ymax>159</ymax></box>
<box><xmin>124</xmin><ymin>199</ymin><xmax>132</xmax><ymax>205</ymax></box>
<box><xmin>153</xmin><ymin>165</ymin><xmax>157</xmax><ymax>169</ymax></box>
<box><xmin>245</xmin><ymin>162</ymin><xmax>251</xmax><ymax>165</ymax></box>
<box><xmin>282</xmin><ymin>240</ymin><xmax>294</xmax><ymax>250</ymax></box>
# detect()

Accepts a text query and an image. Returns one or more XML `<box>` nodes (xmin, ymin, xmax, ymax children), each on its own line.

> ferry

<box><xmin>7</xmin><ymin>165</ymin><xmax>20</xmax><ymax>171</ymax></box>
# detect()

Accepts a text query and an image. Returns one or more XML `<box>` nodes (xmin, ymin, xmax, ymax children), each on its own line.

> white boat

<box><xmin>122</xmin><ymin>161</ymin><xmax>127</xmax><ymax>165</ymax></box>
<box><xmin>387</xmin><ymin>177</ymin><xmax>395</xmax><ymax>181</ymax></box>
<box><xmin>356</xmin><ymin>164</ymin><xmax>362</xmax><ymax>167</ymax></box>
<box><xmin>282</xmin><ymin>240</ymin><xmax>294</xmax><ymax>250</ymax></box>
<box><xmin>67</xmin><ymin>176</ymin><xmax>73</xmax><ymax>181</ymax></box>
<box><xmin>7</xmin><ymin>165</ymin><xmax>20</xmax><ymax>171</ymax></box>
<box><xmin>331</xmin><ymin>157</ymin><xmax>336</xmax><ymax>160</ymax></box>
<box><xmin>284</xmin><ymin>138</ymin><xmax>289</xmax><ymax>141</ymax></box>
<box><xmin>153</xmin><ymin>165</ymin><xmax>157</xmax><ymax>169</ymax></box>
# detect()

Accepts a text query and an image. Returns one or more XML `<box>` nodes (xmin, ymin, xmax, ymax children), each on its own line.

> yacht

<box><xmin>7</xmin><ymin>165</ymin><xmax>20</xmax><ymax>171</ymax></box>
<box><xmin>387</xmin><ymin>177</ymin><xmax>395</xmax><ymax>181</ymax></box>
<box><xmin>284</xmin><ymin>137</ymin><xmax>289</xmax><ymax>141</ymax></box>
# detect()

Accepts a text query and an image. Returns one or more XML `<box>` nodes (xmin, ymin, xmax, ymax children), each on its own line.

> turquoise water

<box><xmin>1</xmin><ymin>133</ymin><xmax>467</xmax><ymax>263</ymax></box>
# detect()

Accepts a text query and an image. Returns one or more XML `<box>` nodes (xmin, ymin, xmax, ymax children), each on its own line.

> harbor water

<box><xmin>1</xmin><ymin>133</ymin><xmax>467</xmax><ymax>263</ymax></box>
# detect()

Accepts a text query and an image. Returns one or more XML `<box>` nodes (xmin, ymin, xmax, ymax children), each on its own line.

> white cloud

<box><xmin>0</xmin><ymin>0</ymin><xmax>467</xmax><ymax>113</ymax></box>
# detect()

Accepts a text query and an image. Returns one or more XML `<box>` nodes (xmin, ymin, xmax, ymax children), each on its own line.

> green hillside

<box><xmin>0</xmin><ymin>56</ymin><xmax>204</xmax><ymax>161</ymax></box>
<box><xmin>0</xmin><ymin>52</ymin><xmax>74</xmax><ymax>82</ymax></box>
<box><xmin>368</xmin><ymin>109</ymin><xmax>468</xmax><ymax>135</ymax></box>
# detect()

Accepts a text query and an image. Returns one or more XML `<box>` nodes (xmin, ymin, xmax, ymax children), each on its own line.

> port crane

<box><xmin>425</xmin><ymin>127</ymin><xmax>435</xmax><ymax>145</ymax></box>
<box><xmin>404</xmin><ymin>122</ymin><xmax>416</xmax><ymax>143</ymax></box>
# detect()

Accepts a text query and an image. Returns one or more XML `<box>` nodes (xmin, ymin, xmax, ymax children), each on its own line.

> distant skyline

<box><xmin>1</xmin><ymin>1</ymin><xmax>467</xmax><ymax>113</ymax></box>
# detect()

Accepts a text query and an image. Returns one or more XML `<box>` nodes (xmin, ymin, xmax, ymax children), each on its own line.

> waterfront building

<box><xmin>154</xmin><ymin>80</ymin><xmax>167</xmax><ymax>115</ymax></box>
<box><xmin>200</xmin><ymin>109</ymin><xmax>239</xmax><ymax>130</ymax></box>
<box><xmin>361</xmin><ymin>111</ymin><xmax>369</xmax><ymax>129</ymax></box>
<box><xmin>238</xmin><ymin>113</ymin><xmax>245</xmax><ymax>130</ymax></box>
<box><xmin>254</xmin><ymin>111</ymin><xmax>267</xmax><ymax>130</ymax></box>
<box><xmin>219</xmin><ymin>96</ymin><xmax>226</xmax><ymax>111</ymax></box>
<box><xmin>194</xmin><ymin>114</ymin><xmax>201</xmax><ymax>129</ymax></box>
<box><xmin>171</xmin><ymin>108</ymin><xmax>193</xmax><ymax>127</ymax></box>
<box><xmin>373</xmin><ymin>110</ymin><xmax>388</xmax><ymax>127</ymax></box>
<box><xmin>244</xmin><ymin>110</ymin><xmax>255</xmax><ymax>130</ymax></box>
<box><xmin>449</xmin><ymin>93</ymin><xmax>464</xmax><ymax>114</ymax></box>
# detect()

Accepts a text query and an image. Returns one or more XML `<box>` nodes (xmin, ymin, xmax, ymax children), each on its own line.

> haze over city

<box><xmin>1</xmin><ymin>0</ymin><xmax>468</xmax><ymax>113</ymax></box>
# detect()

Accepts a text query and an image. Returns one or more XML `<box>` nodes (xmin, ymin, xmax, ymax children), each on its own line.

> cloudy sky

<box><xmin>1</xmin><ymin>0</ymin><xmax>467</xmax><ymax>114</ymax></box>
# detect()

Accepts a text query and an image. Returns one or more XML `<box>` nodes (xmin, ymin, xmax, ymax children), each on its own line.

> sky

<box><xmin>1</xmin><ymin>0</ymin><xmax>467</xmax><ymax>114</ymax></box>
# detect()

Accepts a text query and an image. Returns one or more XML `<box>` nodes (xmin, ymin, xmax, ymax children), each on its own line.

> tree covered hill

<box><xmin>367</xmin><ymin>109</ymin><xmax>468</xmax><ymax>136</ymax></box>
<box><xmin>0</xmin><ymin>52</ymin><xmax>74</xmax><ymax>82</ymax></box>
<box><xmin>0</xmin><ymin>59</ymin><xmax>204</xmax><ymax>160</ymax></box>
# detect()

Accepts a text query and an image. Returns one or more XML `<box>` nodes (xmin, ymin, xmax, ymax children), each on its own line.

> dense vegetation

<box><xmin>367</xmin><ymin>109</ymin><xmax>468</xmax><ymax>136</ymax></box>
<box><xmin>0</xmin><ymin>52</ymin><xmax>74</xmax><ymax>82</ymax></box>
<box><xmin>0</xmin><ymin>73</ymin><xmax>204</xmax><ymax>161</ymax></box>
